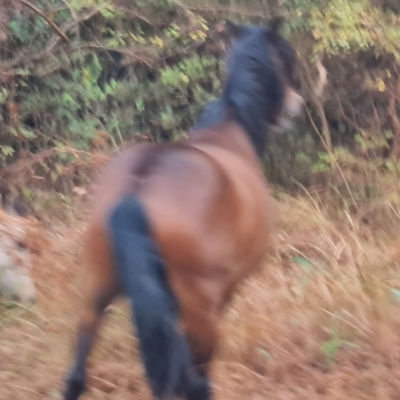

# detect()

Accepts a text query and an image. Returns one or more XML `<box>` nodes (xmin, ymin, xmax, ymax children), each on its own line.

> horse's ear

<box><xmin>267</xmin><ymin>15</ymin><xmax>285</xmax><ymax>40</ymax></box>
<box><xmin>224</xmin><ymin>20</ymin><xmax>245</xmax><ymax>39</ymax></box>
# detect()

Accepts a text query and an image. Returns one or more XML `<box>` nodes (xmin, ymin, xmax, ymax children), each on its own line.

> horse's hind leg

<box><xmin>186</xmin><ymin>310</ymin><xmax>219</xmax><ymax>375</ymax></box>
<box><xmin>64</xmin><ymin>279</ymin><xmax>117</xmax><ymax>400</ymax></box>
<box><xmin>172</xmin><ymin>279</ymin><xmax>220</xmax><ymax>400</ymax></box>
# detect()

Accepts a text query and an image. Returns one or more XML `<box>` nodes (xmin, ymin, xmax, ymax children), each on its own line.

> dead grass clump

<box><xmin>216</xmin><ymin>191</ymin><xmax>400</xmax><ymax>398</ymax></box>
<box><xmin>2</xmin><ymin>186</ymin><xmax>400</xmax><ymax>399</ymax></box>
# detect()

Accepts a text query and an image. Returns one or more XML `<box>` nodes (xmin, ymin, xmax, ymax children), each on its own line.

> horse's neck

<box><xmin>188</xmin><ymin>121</ymin><xmax>259</xmax><ymax>164</ymax></box>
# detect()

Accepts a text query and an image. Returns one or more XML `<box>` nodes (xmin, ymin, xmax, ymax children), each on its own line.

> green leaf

<box><xmin>62</xmin><ymin>92</ymin><xmax>75</xmax><ymax>105</ymax></box>
<box><xmin>99</xmin><ymin>4</ymin><xmax>116</xmax><ymax>19</ymax></box>
<box><xmin>50</xmin><ymin>170</ymin><xmax>58</xmax><ymax>183</ymax></box>
<box><xmin>135</xmin><ymin>99</ymin><xmax>145</xmax><ymax>112</ymax></box>
<box><xmin>0</xmin><ymin>145</ymin><xmax>14</xmax><ymax>157</ymax></box>
<box><xmin>20</xmin><ymin>127</ymin><xmax>36</xmax><ymax>139</ymax></box>
<box><xmin>0</xmin><ymin>88</ymin><xmax>9</xmax><ymax>105</ymax></box>
<box><xmin>321</xmin><ymin>338</ymin><xmax>341</xmax><ymax>366</ymax></box>
<box><xmin>9</xmin><ymin>127</ymin><xmax>18</xmax><ymax>137</ymax></box>
<box><xmin>390</xmin><ymin>288</ymin><xmax>400</xmax><ymax>304</ymax></box>
<box><xmin>258</xmin><ymin>348</ymin><xmax>274</xmax><ymax>363</ymax></box>
<box><xmin>22</xmin><ymin>188</ymin><xmax>32</xmax><ymax>200</ymax></box>
<box><xmin>292</xmin><ymin>256</ymin><xmax>312</xmax><ymax>270</ymax></box>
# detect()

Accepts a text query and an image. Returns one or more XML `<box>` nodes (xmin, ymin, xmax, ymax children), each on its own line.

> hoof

<box><xmin>64</xmin><ymin>378</ymin><xmax>86</xmax><ymax>400</ymax></box>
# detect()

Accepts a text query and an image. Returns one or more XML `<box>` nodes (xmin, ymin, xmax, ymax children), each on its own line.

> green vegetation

<box><xmin>2</xmin><ymin>3</ymin><xmax>400</xmax><ymax>397</ymax></box>
<box><xmin>0</xmin><ymin>0</ymin><xmax>400</xmax><ymax>199</ymax></box>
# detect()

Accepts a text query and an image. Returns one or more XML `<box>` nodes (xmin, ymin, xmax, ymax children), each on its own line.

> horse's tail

<box><xmin>108</xmin><ymin>195</ymin><xmax>209</xmax><ymax>400</ymax></box>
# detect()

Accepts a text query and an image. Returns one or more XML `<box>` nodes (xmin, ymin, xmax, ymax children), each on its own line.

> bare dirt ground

<box><xmin>2</xmin><ymin>188</ymin><xmax>400</xmax><ymax>400</ymax></box>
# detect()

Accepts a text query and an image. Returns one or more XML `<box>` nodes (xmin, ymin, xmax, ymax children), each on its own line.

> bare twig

<box><xmin>175</xmin><ymin>1</ymin><xmax>268</xmax><ymax>18</ymax></box>
<box><xmin>116</xmin><ymin>7</ymin><xmax>154</xmax><ymax>25</ymax></box>
<box><xmin>337</xmin><ymin>101</ymin><xmax>361</xmax><ymax>133</ymax></box>
<box><xmin>299</xmin><ymin>56</ymin><xmax>332</xmax><ymax>154</ymax></box>
<box><xmin>0</xmin><ymin>8</ymin><xmax>98</xmax><ymax>79</ymax></box>
<box><xmin>60</xmin><ymin>0</ymin><xmax>79</xmax><ymax>38</ymax></box>
<box><xmin>305</xmin><ymin>96</ymin><xmax>359</xmax><ymax>210</ymax></box>
<box><xmin>388</xmin><ymin>77</ymin><xmax>400</xmax><ymax>158</ymax></box>
<box><xmin>18</xmin><ymin>0</ymin><xmax>69</xmax><ymax>44</ymax></box>
<box><xmin>71</xmin><ymin>43</ymin><xmax>156</xmax><ymax>68</ymax></box>
<box><xmin>315</xmin><ymin>59</ymin><xmax>328</xmax><ymax>98</ymax></box>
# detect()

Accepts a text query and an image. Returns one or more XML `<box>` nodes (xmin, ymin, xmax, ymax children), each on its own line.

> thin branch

<box><xmin>0</xmin><ymin>8</ymin><xmax>98</xmax><ymax>77</ymax></box>
<box><xmin>305</xmin><ymin>104</ymin><xmax>359</xmax><ymax>210</ymax></box>
<box><xmin>116</xmin><ymin>7</ymin><xmax>154</xmax><ymax>25</ymax></box>
<box><xmin>388</xmin><ymin>77</ymin><xmax>400</xmax><ymax>158</ymax></box>
<box><xmin>299</xmin><ymin>56</ymin><xmax>332</xmax><ymax>154</ymax></box>
<box><xmin>175</xmin><ymin>1</ymin><xmax>268</xmax><ymax>18</ymax></box>
<box><xmin>337</xmin><ymin>101</ymin><xmax>361</xmax><ymax>133</ymax></box>
<box><xmin>18</xmin><ymin>0</ymin><xmax>69</xmax><ymax>44</ymax></box>
<box><xmin>315</xmin><ymin>59</ymin><xmax>328</xmax><ymax>98</ymax></box>
<box><xmin>60</xmin><ymin>0</ymin><xmax>79</xmax><ymax>36</ymax></box>
<box><xmin>71</xmin><ymin>43</ymin><xmax>156</xmax><ymax>68</ymax></box>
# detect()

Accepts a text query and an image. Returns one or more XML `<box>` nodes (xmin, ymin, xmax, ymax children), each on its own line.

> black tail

<box><xmin>108</xmin><ymin>195</ymin><xmax>210</xmax><ymax>400</ymax></box>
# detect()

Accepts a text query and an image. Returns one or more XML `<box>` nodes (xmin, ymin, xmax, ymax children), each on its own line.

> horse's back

<box><xmin>86</xmin><ymin>138</ymin><xmax>274</xmax><ymax>293</ymax></box>
<box><xmin>185</xmin><ymin>140</ymin><xmax>275</xmax><ymax>276</ymax></box>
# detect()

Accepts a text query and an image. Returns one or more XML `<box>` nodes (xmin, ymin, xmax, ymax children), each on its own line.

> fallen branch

<box><xmin>18</xmin><ymin>0</ymin><xmax>69</xmax><ymax>44</ymax></box>
<box><xmin>0</xmin><ymin>8</ymin><xmax>98</xmax><ymax>79</ymax></box>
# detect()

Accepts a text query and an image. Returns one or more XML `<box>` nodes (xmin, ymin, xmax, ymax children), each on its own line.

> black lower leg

<box><xmin>184</xmin><ymin>329</ymin><xmax>216</xmax><ymax>400</ymax></box>
<box><xmin>64</xmin><ymin>292</ymin><xmax>113</xmax><ymax>400</ymax></box>
<box><xmin>185</xmin><ymin>367</ymin><xmax>212</xmax><ymax>400</ymax></box>
<box><xmin>64</xmin><ymin>325</ymin><xmax>95</xmax><ymax>400</ymax></box>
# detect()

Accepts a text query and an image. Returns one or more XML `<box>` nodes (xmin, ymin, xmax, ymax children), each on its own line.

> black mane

<box><xmin>193</xmin><ymin>24</ymin><xmax>294</xmax><ymax>157</ymax></box>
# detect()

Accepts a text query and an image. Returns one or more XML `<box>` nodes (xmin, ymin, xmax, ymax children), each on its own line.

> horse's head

<box><xmin>0</xmin><ymin>184</ymin><xmax>37</xmax><ymax>304</ymax></box>
<box><xmin>224</xmin><ymin>17</ymin><xmax>304</xmax><ymax>136</ymax></box>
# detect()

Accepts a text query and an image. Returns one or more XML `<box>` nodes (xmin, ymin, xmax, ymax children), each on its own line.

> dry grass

<box><xmin>1</xmin><ymin>187</ymin><xmax>400</xmax><ymax>399</ymax></box>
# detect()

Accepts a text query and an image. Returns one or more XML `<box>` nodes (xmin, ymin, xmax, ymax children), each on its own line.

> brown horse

<box><xmin>64</xmin><ymin>18</ymin><xmax>304</xmax><ymax>400</ymax></box>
